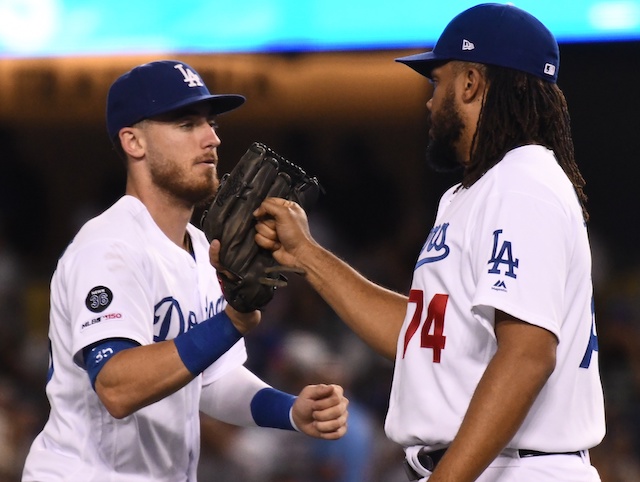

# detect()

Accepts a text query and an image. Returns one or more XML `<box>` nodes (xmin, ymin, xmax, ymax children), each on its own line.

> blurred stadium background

<box><xmin>1</xmin><ymin>1</ymin><xmax>640</xmax><ymax>480</ymax></box>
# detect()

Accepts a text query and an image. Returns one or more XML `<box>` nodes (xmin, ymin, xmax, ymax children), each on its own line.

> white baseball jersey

<box><xmin>23</xmin><ymin>195</ymin><xmax>247</xmax><ymax>482</ymax></box>
<box><xmin>385</xmin><ymin>145</ymin><xmax>605</xmax><ymax>452</ymax></box>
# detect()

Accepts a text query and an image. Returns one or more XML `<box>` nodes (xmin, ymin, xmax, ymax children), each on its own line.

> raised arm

<box><xmin>251</xmin><ymin>197</ymin><xmax>408</xmax><ymax>360</ymax></box>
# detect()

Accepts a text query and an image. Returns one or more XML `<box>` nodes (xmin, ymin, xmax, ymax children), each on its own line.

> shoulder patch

<box><xmin>85</xmin><ymin>286</ymin><xmax>114</xmax><ymax>313</ymax></box>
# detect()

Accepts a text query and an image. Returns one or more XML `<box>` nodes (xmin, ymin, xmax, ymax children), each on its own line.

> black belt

<box><xmin>404</xmin><ymin>447</ymin><xmax>582</xmax><ymax>480</ymax></box>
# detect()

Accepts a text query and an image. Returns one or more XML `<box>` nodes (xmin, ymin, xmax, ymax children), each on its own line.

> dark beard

<box><xmin>425</xmin><ymin>89</ymin><xmax>465</xmax><ymax>173</ymax></box>
<box><xmin>195</xmin><ymin>191</ymin><xmax>216</xmax><ymax>210</ymax></box>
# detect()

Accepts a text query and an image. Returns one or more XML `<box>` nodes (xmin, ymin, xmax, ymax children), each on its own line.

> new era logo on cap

<box><xmin>395</xmin><ymin>4</ymin><xmax>560</xmax><ymax>83</ymax></box>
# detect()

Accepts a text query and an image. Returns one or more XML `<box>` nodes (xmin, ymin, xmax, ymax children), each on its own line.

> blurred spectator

<box><xmin>588</xmin><ymin>269</ymin><xmax>640</xmax><ymax>481</ymax></box>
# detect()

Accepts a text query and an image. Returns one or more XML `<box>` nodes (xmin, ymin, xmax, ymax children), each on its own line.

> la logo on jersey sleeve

<box><xmin>487</xmin><ymin>229</ymin><xmax>519</xmax><ymax>292</ymax></box>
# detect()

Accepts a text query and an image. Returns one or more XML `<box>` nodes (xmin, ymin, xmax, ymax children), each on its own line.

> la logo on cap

<box><xmin>174</xmin><ymin>63</ymin><xmax>204</xmax><ymax>87</ymax></box>
<box><xmin>462</xmin><ymin>39</ymin><xmax>475</xmax><ymax>51</ymax></box>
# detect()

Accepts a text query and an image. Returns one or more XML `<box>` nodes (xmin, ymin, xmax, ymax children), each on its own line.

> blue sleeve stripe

<box><xmin>83</xmin><ymin>338</ymin><xmax>140</xmax><ymax>390</ymax></box>
<box><xmin>174</xmin><ymin>311</ymin><xmax>242</xmax><ymax>376</ymax></box>
<box><xmin>250</xmin><ymin>387</ymin><xmax>297</xmax><ymax>431</ymax></box>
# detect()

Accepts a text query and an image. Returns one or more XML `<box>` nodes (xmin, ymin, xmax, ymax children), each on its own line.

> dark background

<box><xmin>2</xmin><ymin>41</ymin><xmax>640</xmax><ymax>276</ymax></box>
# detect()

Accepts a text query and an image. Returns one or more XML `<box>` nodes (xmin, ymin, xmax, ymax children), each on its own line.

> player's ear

<box><xmin>119</xmin><ymin>127</ymin><xmax>145</xmax><ymax>160</ymax></box>
<box><xmin>460</xmin><ymin>65</ymin><xmax>486</xmax><ymax>104</ymax></box>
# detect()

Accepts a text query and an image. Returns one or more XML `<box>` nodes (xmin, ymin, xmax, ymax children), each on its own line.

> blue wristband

<box><xmin>250</xmin><ymin>387</ymin><xmax>297</xmax><ymax>431</ymax></box>
<box><xmin>174</xmin><ymin>311</ymin><xmax>242</xmax><ymax>376</ymax></box>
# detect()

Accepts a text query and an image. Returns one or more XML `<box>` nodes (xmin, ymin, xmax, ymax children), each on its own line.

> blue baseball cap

<box><xmin>106</xmin><ymin>60</ymin><xmax>245</xmax><ymax>140</ymax></box>
<box><xmin>396</xmin><ymin>3</ymin><xmax>559</xmax><ymax>83</ymax></box>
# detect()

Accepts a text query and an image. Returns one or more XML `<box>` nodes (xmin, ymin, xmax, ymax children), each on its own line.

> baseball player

<box><xmin>250</xmin><ymin>4</ymin><xmax>605</xmax><ymax>481</ymax></box>
<box><xmin>21</xmin><ymin>60</ymin><xmax>348</xmax><ymax>482</ymax></box>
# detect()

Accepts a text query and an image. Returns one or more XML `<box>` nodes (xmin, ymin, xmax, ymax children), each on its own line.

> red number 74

<box><xmin>402</xmin><ymin>290</ymin><xmax>448</xmax><ymax>362</ymax></box>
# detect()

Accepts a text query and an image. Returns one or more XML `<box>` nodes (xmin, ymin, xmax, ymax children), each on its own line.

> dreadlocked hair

<box><xmin>463</xmin><ymin>64</ymin><xmax>589</xmax><ymax>221</ymax></box>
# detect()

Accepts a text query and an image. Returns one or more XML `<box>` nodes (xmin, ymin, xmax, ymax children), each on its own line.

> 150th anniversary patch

<box><xmin>85</xmin><ymin>286</ymin><xmax>114</xmax><ymax>313</ymax></box>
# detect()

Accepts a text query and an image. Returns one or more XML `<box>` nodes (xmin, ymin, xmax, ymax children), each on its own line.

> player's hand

<box><xmin>223</xmin><ymin>303</ymin><xmax>261</xmax><ymax>335</ymax></box>
<box><xmin>253</xmin><ymin>197</ymin><xmax>315</xmax><ymax>272</ymax></box>
<box><xmin>211</xmin><ymin>240</ymin><xmax>262</xmax><ymax>334</ymax></box>
<box><xmin>291</xmin><ymin>384</ymin><xmax>349</xmax><ymax>439</ymax></box>
<box><xmin>209</xmin><ymin>239</ymin><xmax>228</xmax><ymax>275</ymax></box>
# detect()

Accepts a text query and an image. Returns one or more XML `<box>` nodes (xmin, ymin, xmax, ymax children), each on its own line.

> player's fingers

<box><xmin>254</xmin><ymin>219</ymin><xmax>277</xmax><ymax>239</ymax></box>
<box><xmin>312</xmin><ymin>412</ymin><xmax>349</xmax><ymax>439</ymax></box>
<box><xmin>262</xmin><ymin>217</ymin><xmax>277</xmax><ymax>229</ymax></box>
<box><xmin>254</xmin><ymin>219</ymin><xmax>281</xmax><ymax>252</ymax></box>
<box><xmin>265</xmin><ymin>196</ymin><xmax>296</xmax><ymax>207</ymax></box>
<box><xmin>209</xmin><ymin>239</ymin><xmax>222</xmax><ymax>266</ymax></box>
<box><xmin>209</xmin><ymin>239</ymin><xmax>239</xmax><ymax>280</ymax></box>
<box><xmin>307</xmin><ymin>383</ymin><xmax>344</xmax><ymax>403</ymax></box>
<box><xmin>254</xmin><ymin>197</ymin><xmax>283</xmax><ymax>217</ymax></box>
<box><xmin>312</xmin><ymin>400</ymin><xmax>349</xmax><ymax>423</ymax></box>
<box><xmin>307</xmin><ymin>385</ymin><xmax>349</xmax><ymax>421</ymax></box>
<box><xmin>254</xmin><ymin>231</ymin><xmax>281</xmax><ymax>251</ymax></box>
<box><xmin>254</xmin><ymin>197</ymin><xmax>299</xmax><ymax>217</ymax></box>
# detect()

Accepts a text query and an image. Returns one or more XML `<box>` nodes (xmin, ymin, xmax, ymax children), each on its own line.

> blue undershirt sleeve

<box><xmin>83</xmin><ymin>338</ymin><xmax>140</xmax><ymax>390</ymax></box>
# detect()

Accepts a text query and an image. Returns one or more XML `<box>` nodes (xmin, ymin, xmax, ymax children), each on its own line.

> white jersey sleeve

<box><xmin>470</xmin><ymin>176</ymin><xmax>573</xmax><ymax>339</ymax></box>
<box><xmin>61</xmin><ymin>238</ymin><xmax>155</xmax><ymax>366</ymax></box>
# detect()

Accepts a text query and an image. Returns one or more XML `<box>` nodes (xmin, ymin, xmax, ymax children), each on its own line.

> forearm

<box><xmin>95</xmin><ymin>312</ymin><xmax>244</xmax><ymax>418</ymax></box>
<box><xmin>299</xmin><ymin>242</ymin><xmax>407</xmax><ymax>360</ymax></box>
<box><xmin>200</xmin><ymin>366</ymin><xmax>269</xmax><ymax>426</ymax></box>
<box><xmin>253</xmin><ymin>197</ymin><xmax>406</xmax><ymax>359</ymax></box>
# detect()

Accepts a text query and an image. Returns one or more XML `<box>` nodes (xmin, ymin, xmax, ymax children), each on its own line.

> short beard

<box><xmin>425</xmin><ymin>87</ymin><xmax>465</xmax><ymax>173</ymax></box>
<box><xmin>149</xmin><ymin>153</ymin><xmax>219</xmax><ymax>206</ymax></box>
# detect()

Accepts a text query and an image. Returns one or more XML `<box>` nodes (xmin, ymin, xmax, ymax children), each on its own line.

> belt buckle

<box><xmin>417</xmin><ymin>447</ymin><xmax>437</xmax><ymax>471</ymax></box>
<box><xmin>403</xmin><ymin>460</ymin><xmax>422</xmax><ymax>481</ymax></box>
<box><xmin>404</xmin><ymin>447</ymin><xmax>440</xmax><ymax>480</ymax></box>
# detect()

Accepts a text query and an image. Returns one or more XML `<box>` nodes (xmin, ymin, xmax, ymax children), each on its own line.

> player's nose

<box><xmin>203</xmin><ymin>124</ymin><xmax>221</xmax><ymax>150</ymax></box>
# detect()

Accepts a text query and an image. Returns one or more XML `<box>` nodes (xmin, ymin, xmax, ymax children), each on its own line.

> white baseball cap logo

<box><xmin>543</xmin><ymin>63</ymin><xmax>556</xmax><ymax>76</ymax></box>
<box><xmin>174</xmin><ymin>63</ymin><xmax>204</xmax><ymax>87</ymax></box>
<box><xmin>462</xmin><ymin>39</ymin><xmax>475</xmax><ymax>51</ymax></box>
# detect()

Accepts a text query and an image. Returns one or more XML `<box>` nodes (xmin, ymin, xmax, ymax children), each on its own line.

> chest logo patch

<box><xmin>416</xmin><ymin>223</ymin><xmax>450</xmax><ymax>268</ymax></box>
<box><xmin>85</xmin><ymin>286</ymin><xmax>114</xmax><ymax>313</ymax></box>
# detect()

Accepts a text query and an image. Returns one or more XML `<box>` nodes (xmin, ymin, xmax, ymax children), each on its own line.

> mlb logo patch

<box><xmin>543</xmin><ymin>63</ymin><xmax>556</xmax><ymax>76</ymax></box>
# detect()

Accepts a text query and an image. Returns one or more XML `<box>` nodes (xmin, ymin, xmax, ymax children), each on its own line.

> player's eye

<box><xmin>179</xmin><ymin>121</ymin><xmax>194</xmax><ymax>129</ymax></box>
